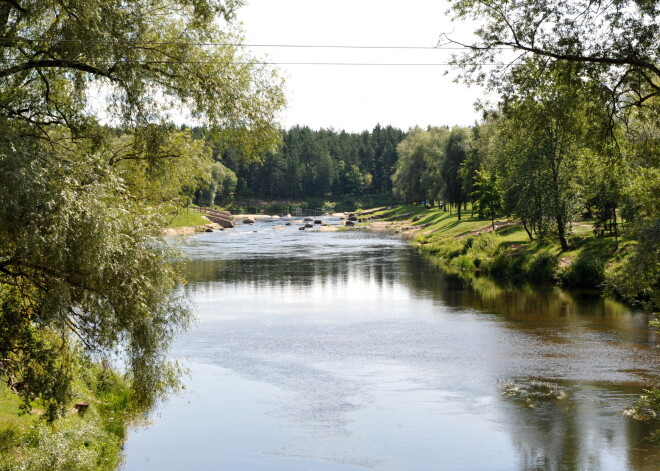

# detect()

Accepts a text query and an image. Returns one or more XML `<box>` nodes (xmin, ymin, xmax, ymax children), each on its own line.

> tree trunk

<box><xmin>522</xmin><ymin>218</ymin><xmax>534</xmax><ymax>241</ymax></box>
<box><xmin>556</xmin><ymin>213</ymin><xmax>569</xmax><ymax>251</ymax></box>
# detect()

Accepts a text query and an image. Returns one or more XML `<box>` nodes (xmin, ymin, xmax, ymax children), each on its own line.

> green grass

<box><xmin>167</xmin><ymin>211</ymin><xmax>210</xmax><ymax>228</ymax></box>
<box><xmin>366</xmin><ymin>205</ymin><xmax>632</xmax><ymax>289</ymax></box>
<box><xmin>0</xmin><ymin>362</ymin><xmax>135</xmax><ymax>471</ymax></box>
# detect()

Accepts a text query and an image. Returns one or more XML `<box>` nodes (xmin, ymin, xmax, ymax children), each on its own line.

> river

<box><xmin>123</xmin><ymin>217</ymin><xmax>660</xmax><ymax>470</ymax></box>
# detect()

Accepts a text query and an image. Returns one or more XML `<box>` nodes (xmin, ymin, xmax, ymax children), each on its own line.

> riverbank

<box><xmin>357</xmin><ymin>205</ymin><xmax>636</xmax><ymax>291</ymax></box>
<box><xmin>0</xmin><ymin>361</ymin><xmax>136</xmax><ymax>470</ymax></box>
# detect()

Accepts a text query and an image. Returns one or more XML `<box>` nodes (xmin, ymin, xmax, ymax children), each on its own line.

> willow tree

<box><xmin>0</xmin><ymin>0</ymin><xmax>285</xmax><ymax>418</ymax></box>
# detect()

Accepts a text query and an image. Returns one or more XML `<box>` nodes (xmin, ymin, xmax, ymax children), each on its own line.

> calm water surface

<box><xmin>123</xmin><ymin>218</ymin><xmax>660</xmax><ymax>471</ymax></box>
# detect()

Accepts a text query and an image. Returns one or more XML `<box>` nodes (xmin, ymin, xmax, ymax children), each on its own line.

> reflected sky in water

<box><xmin>124</xmin><ymin>219</ymin><xmax>660</xmax><ymax>471</ymax></box>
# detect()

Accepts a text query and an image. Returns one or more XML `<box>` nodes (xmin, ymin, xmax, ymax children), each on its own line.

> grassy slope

<box><xmin>361</xmin><ymin>205</ymin><xmax>634</xmax><ymax>288</ymax></box>
<box><xmin>0</xmin><ymin>364</ymin><xmax>133</xmax><ymax>471</ymax></box>
<box><xmin>167</xmin><ymin>210</ymin><xmax>209</xmax><ymax>228</ymax></box>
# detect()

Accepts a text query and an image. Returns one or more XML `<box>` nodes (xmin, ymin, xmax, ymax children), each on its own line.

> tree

<box><xmin>196</xmin><ymin>161</ymin><xmax>237</xmax><ymax>206</ymax></box>
<box><xmin>345</xmin><ymin>164</ymin><xmax>365</xmax><ymax>196</ymax></box>
<box><xmin>472</xmin><ymin>168</ymin><xmax>502</xmax><ymax>230</ymax></box>
<box><xmin>445</xmin><ymin>0</ymin><xmax>660</xmax><ymax>113</ymax></box>
<box><xmin>441</xmin><ymin>127</ymin><xmax>471</xmax><ymax>220</ymax></box>
<box><xmin>0</xmin><ymin>0</ymin><xmax>284</xmax><ymax>418</ymax></box>
<box><xmin>392</xmin><ymin>127</ymin><xmax>430</xmax><ymax>203</ymax></box>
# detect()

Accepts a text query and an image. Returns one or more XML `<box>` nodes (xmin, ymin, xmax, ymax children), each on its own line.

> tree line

<box><xmin>190</xmin><ymin>124</ymin><xmax>406</xmax><ymax>205</ymax></box>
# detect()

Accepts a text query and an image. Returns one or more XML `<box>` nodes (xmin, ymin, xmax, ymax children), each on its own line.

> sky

<box><xmin>238</xmin><ymin>0</ymin><xmax>491</xmax><ymax>133</ymax></box>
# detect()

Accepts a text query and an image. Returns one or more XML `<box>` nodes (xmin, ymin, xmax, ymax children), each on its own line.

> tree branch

<box><xmin>0</xmin><ymin>58</ymin><xmax>118</xmax><ymax>81</ymax></box>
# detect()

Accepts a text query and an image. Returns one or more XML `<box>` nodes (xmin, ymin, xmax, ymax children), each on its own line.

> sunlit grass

<box><xmin>371</xmin><ymin>204</ymin><xmax>629</xmax><ymax>289</ymax></box>
<box><xmin>167</xmin><ymin>211</ymin><xmax>209</xmax><ymax>228</ymax></box>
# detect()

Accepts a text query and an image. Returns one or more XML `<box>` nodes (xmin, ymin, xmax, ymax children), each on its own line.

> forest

<box><xmin>190</xmin><ymin>124</ymin><xmax>406</xmax><ymax>204</ymax></box>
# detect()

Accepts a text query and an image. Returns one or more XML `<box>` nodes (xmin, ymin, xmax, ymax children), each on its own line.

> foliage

<box><xmin>392</xmin><ymin>127</ymin><xmax>442</xmax><ymax>203</ymax></box>
<box><xmin>446</xmin><ymin>0</ymin><xmax>660</xmax><ymax>114</ymax></box>
<box><xmin>471</xmin><ymin>168</ymin><xmax>502</xmax><ymax>228</ymax></box>
<box><xmin>625</xmin><ymin>387</ymin><xmax>660</xmax><ymax>445</ymax></box>
<box><xmin>0</xmin><ymin>0</ymin><xmax>284</xmax><ymax>421</ymax></box>
<box><xmin>195</xmin><ymin>161</ymin><xmax>237</xmax><ymax>206</ymax></box>
<box><xmin>0</xmin><ymin>359</ymin><xmax>135</xmax><ymax>470</ymax></box>
<box><xmin>441</xmin><ymin>127</ymin><xmax>471</xmax><ymax>219</ymax></box>
<box><xmin>445</xmin><ymin>0</ymin><xmax>659</xmax><ymax>309</ymax></box>
<box><xmin>559</xmin><ymin>252</ymin><xmax>606</xmax><ymax>289</ymax></box>
<box><xmin>216</xmin><ymin>124</ymin><xmax>406</xmax><ymax>200</ymax></box>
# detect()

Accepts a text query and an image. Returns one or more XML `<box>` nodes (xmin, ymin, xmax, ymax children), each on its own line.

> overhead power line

<box><xmin>0</xmin><ymin>59</ymin><xmax>506</xmax><ymax>67</ymax></box>
<box><xmin>7</xmin><ymin>37</ymin><xmax>506</xmax><ymax>50</ymax></box>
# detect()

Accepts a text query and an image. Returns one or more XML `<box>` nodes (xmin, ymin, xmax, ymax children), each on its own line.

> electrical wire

<box><xmin>5</xmin><ymin>37</ymin><xmax>503</xmax><ymax>50</ymax></box>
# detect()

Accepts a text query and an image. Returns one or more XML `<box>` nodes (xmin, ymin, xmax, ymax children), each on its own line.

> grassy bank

<box><xmin>0</xmin><ymin>361</ymin><xmax>137</xmax><ymax>471</ymax></box>
<box><xmin>360</xmin><ymin>205</ymin><xmax>635</xmax><ymax>290</ymax></box>
<box><xmin>167</xmin><ymin>209</ymin><xmax>210</xmax><ymax>228</ymax></box>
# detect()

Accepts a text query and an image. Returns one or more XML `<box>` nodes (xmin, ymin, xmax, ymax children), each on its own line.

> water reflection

<box><xmin>124</xmin><ymin>225</ymin><xmax>660</xmax><ymax>471</ymax></box>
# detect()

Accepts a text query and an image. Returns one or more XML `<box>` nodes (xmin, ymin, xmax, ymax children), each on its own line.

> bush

<box><xmin>526</xmin><ymin>252</ymin><xmax>557</xmax><ymax>283</ymax></box>
<box><xmin>0</xmin><ymin>421</ymin><xmax>122</xmax><ymax>471</ymax></box>
<box><xmin>0</xmin><ymin>428</ymin><xmax>19</xmax><ymax>453</ymax></box>
<box><xmin>335</xmin><ymin>198</ymin><xmax>358</xmax><ymax>212</ymax></box>
<box><xmin>481</xmin><ymin>253</ymin><xmax>512</xmax><ymax>279</ymax></box>
<box><xmin>451</xmin><ymin>255</ymin><xmax>476</xmax><ymax>273</ymax></box>
<box><xmin>471</xmin><ymin>233</ymin><xmax>499</xmax><ymax>256</ymax></box>
<box><xmin>561</xmin><ymin>252</ymin><xmax>605</xmax><ymax>289</ymax></box>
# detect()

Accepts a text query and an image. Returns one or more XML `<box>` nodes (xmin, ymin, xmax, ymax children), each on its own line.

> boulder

<box><xmin>243</xmin><ymin>217</ymin><xmax>256</xmax><ymax>224</ymax></box>
<box><xmin>273</xmin><ymin>225</ymin><xmax>284</xmax><ymax>230</ymax></box>
<box><xmin>345</xmin><ymin>220</ymin><xmax>356</xmax><ymax>227</ymax></box>
<box><xmin>314</xmin><ymin>220</ymin><xmax>323</xmax><ymax>225</ymax></box>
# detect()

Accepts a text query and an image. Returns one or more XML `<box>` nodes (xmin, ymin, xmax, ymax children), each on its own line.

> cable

<box><xmin>0</xmin><ymin>57</ymin><xmax>508</xmax><ymax>67</ymax></box>
<box><xmin>5</xmin><ymin>37</ymin><xmax>506</xmax><ymax>50</ymax></box>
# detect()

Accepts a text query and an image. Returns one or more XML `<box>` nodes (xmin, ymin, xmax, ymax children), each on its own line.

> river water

<box><xmin>123</xmin><ymin>218</ymin><xmax>660</xmax><ymax>471</ymax></box>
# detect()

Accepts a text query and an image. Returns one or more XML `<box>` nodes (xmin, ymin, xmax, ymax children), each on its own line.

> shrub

<box><xmin>482</xmin><ymin>253</ymin><xmax>511</xmax><ymax>279</ymax></box>
<box><xmin>451</xmin><ymin>255</ymin><xmax>476</xmax><ymax>273</ymax></box>
<box><xmin>471</xmin><ymin>233</ymin><xmax>498</xmax><ymax>255</ymax></box>
<box><xmin>0</xmin><ymin>428</ymin><xmax>19</xmax><ymax>453</ymax></box>
<box><xmin>561</xmin><ymin>252</ymin><xmax>605</xmax><ymax>289</ymax></box>
<box><xmin>527</xmin><ymin>252</ymin><xmax>557</xmax><ymax>283</ymax></box>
